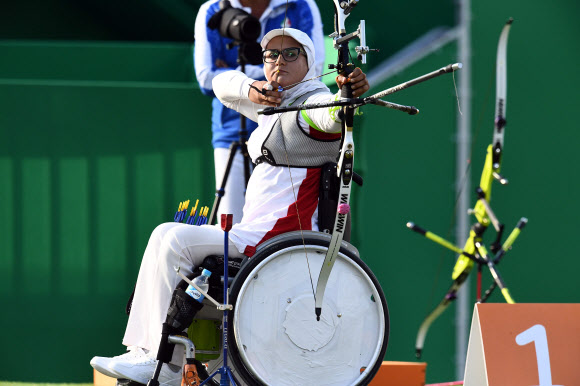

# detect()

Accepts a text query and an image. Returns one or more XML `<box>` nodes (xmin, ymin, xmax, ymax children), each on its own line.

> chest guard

<box><xmin>258</xmin><ymin>90</ymin><xmax>341</xmax><ymax>168</ymax></box>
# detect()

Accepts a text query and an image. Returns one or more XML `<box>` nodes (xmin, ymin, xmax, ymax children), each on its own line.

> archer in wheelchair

<box><xmin>91</xmin><ymin>28</ymin><xmax>389</xmax><ymax>385</ymax></box>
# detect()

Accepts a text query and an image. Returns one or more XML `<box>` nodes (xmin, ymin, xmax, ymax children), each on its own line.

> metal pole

<box><xmin>455</xmin><ymin>0</ymin><xmax>472</xmax><ymax>380</ymax></box>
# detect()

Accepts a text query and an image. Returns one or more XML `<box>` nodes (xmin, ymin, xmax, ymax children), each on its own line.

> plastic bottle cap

<box><xmin>202</xmin><ymin>269</ymin><xmax>212</xmax><ymax>277</ymax></box>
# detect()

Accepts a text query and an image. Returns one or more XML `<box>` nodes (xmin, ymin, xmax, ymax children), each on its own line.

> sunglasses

<box><xmin>262</xmin><ymin>47</ymin><xmax>307</xmax><ymax>63</ymax></box>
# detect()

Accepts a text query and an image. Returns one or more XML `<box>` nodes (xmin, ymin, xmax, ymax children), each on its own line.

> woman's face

<box><xmin>263</xmin><ymin>35</ymin><xmax>308</xmax><ymax>88</ymax></box>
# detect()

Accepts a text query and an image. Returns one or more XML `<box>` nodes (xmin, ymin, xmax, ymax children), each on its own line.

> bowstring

<box><xmin>277</xmin><ymin>0</ymin><xmax>316</xmax><ymax>298</ymax></box>
<box><xmin>280</xmin><ymin>69</ymin><xmax>339</xmax><ymax>91</ymax></box>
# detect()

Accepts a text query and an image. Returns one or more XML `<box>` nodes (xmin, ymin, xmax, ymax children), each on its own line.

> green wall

<box><xmin>1</xmin><ymin>0</ymin><xmax>579</xmax><ymax>383</ymax></box>
<box><xmin>0</xmin><ymin>41</ymin><xmax>215</xmax><ymax>381</ymax></box>
<box><xmin>356</xmin><ymin>1</ymin><xmax>580</xmax><ymax>383</ymax></box>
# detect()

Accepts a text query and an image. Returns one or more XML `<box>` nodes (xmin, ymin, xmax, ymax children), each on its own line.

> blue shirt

<box><xmin>194</xmin><ymin>0</ymin><xmax>325</xmax><ymax>148</ymax></box>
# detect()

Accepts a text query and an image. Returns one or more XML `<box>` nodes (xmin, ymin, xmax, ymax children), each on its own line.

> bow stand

<box><xmin>406</xmin><ymin>18</ymin><xmax>529</xmax><ymax>359</ymax></box>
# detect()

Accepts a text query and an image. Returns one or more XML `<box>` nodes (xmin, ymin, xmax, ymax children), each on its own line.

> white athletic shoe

<box><xmin>108</xmin><ymin>348</ymin><xmax>181</xmax><ymax>386</ymax></box>
<box><xmin>91</xmin><ymin>346</ymin><xmax>148</xmax><ymax>379</ymax></box>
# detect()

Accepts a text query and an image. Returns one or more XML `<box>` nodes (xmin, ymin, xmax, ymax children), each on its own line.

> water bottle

<box><xmin>185</xmin><ymin>269</ymin><xmax>211</xmax><ymax>303</ymax></box>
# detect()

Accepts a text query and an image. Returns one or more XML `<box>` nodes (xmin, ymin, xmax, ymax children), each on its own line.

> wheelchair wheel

<box><xmin>226</xmin><ymin>231</ymin><xmax>389</xmax><ymax>386</ymax></box>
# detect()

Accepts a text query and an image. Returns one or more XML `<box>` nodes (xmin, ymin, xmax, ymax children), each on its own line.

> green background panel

<box><xmin>1</xmin><ymin>0</ymin><xmax>579</xmax><ymax>383</ymax></box>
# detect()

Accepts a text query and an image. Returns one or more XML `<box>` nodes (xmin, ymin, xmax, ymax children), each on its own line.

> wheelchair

<box><xmin>126</xmin><ymin>166</ymin><xmax>390</xmax><ymax>386</ymax></box>
<box><xmin>173</xmin><ymin>228</ymin><xmax>388</xmax><ymax>386</ymax></box>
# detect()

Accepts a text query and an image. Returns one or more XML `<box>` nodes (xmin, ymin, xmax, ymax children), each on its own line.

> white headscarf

<box><xmin>260</xmin><ymin>28</ymin><xmax>328</xmax><ymax>104</ymax></box>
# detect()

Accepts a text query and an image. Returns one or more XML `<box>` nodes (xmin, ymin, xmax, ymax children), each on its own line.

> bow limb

<box><xmin>415</xmin><ymin>231</ymin><xmax>478</xmax><ymax>359</ymax></box>
<box><xmin>415</xmin><ymin>270</ymin><xmax>468</xmax><ymax>359</ymax></box>
<box><xmin>492</xmin><ymin>17</ymin><xmax>513</xmax><ymax>170</ymax></box>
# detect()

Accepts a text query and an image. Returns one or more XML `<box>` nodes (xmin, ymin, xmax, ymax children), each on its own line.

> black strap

<box><xmin>249</xmin><ymin>84</ymin><xmax>268</xmax><ymax>96</ymax></box>
<box><xmin>254</xmin><ymin>156</ymin><xmax>266</xmax><ymax>166</ymax></box>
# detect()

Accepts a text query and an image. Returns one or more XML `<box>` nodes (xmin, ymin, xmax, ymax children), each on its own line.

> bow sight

<box><xmin>329</xmin><ymin>0</ymin><xmax>377</xmax><ymax>74</ymax></box>
<box><xmin>329</xmin><ymin>19</ymin><xmax>376</xmax><ymax>65</ymax></box>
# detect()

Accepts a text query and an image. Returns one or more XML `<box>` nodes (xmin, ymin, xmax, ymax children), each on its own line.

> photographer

<box><xmin>194</xmin><ymin>0</ymin><xmax>324</xmax><ymax>225</ymax></box>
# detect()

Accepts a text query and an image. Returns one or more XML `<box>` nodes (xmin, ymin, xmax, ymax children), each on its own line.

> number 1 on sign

<box><xmin>515</xmin><ymin>324</ymin><xmax>563</xmax><ymax>386</ymax></box>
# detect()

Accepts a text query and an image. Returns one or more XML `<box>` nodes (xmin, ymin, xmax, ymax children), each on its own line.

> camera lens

<box><xmin>219</xmin><ymin>8</ymin><xmax>261</xmax><ymax>43</ymax></box>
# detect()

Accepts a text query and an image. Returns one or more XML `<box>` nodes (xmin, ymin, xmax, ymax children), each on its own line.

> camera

<box><xmin>207</xmin><ymin>0</ymin><xmax>262</xmax><ymax>64</ymax></box>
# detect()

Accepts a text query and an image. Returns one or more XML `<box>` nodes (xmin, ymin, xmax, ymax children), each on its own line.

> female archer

<box><xmin>90</xmin><ymin>28</ymin><xmax>370</xmax><ymax>384</ymax></box>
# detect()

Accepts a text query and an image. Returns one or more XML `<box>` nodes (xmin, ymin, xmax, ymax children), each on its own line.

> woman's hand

<box><xmin>335</xmin><ymin>67</ymin><xmax>370</xmax><ymax>97</ymax></box>
<box><xmin>249</xmin><ymin>81</ymin><xmax>283</xmax><ymax>107</ymax></box>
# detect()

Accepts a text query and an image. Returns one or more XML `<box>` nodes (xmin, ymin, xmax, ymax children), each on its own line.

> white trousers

<box><xmin>214</xmin><ymin>147</ymin><xmax>251</xmax><ymax>225</ymax></box>
<box><xmin>122</xmin><ymin>222</ymin><xmax>244</xmax><ymax>364</ymax></box>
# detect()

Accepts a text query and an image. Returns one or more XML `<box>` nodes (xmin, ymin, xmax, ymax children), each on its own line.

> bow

<box><xmin>407</xmin><ymin>18</ymin><xmax>528</xmax><ymax>359</ymax></box>
<box><xmin>313</xmin><ymin>0</ymin><xmax>359</xmax><ymax>321</ymax></box>
<box><xmin>261</xmin><ymin>0</ymin><xmax>463</xmax><ymax>321</ymax></box>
